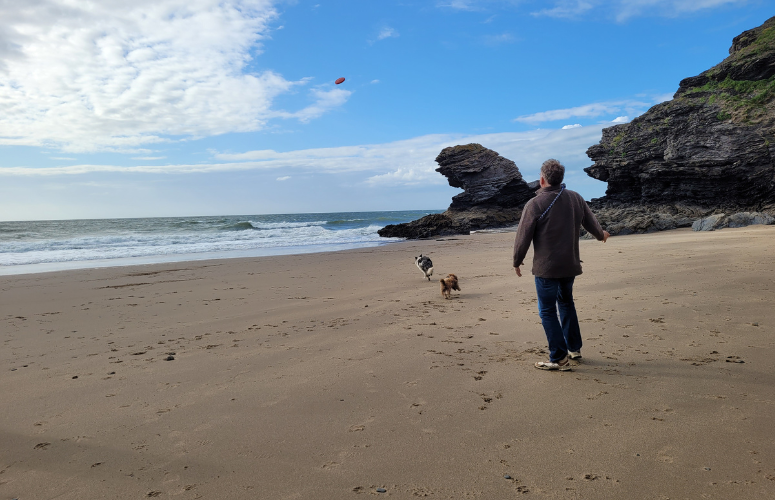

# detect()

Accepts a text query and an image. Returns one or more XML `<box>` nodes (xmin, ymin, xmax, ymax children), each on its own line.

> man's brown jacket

<box><xmin>513</xmin><ymin>184</ymin><xmax>605</xmax><ymax>278</ymax></box>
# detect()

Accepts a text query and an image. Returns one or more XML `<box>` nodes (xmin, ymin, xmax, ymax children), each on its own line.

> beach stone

<box><xmin>589</xmin><ymin>204</ymin><xmax>698</xmax><ymax>236</ymax></box>
<box><xmin>692</xmin><ymin>214</ymin><xmax>727</xmax><ymax>231</ymax></box>
<box><xmin>165</xmin><ymin>355</ymin><xmax>175</xmax><ymax>361</ymax></box>
<box><xmin>504</xmin><ymin>474</ymin><xmax>512</xmax><ymax>479</ymax></box>
<box><xmin>376</xmin><ymin>488</ymin><xmax>387</xmax><ymax>493</ymax></box>
<box><xmin>726</xmin><ymin>212</ymin><xmax>775</xmax><ymax>228</ymax></box>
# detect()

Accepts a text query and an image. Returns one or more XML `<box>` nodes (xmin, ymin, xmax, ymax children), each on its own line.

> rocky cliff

<box><xmin>378</xmin><ymin>144</ymin><xmax>538</xmax><ymax>238</ymax></box>
<box><xmin>584</xmin><ymin>16</ymin><xmax>775</xmax><ymax>234</ymax></box>
<box><xmin>381</xmin><ymin>18</ymin><xmax>775</xmax><ymax>239</ymax></box>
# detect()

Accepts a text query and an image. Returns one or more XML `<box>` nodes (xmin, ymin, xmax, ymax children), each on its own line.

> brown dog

<box><xmin>439</xmin><ymin>274</ymin><xmax>460</xmax><ymax>299</ymax></box>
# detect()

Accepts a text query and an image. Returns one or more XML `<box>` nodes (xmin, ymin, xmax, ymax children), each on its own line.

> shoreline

<box><xmin>0</xmin><ymin>221</ymin><xmax>746</xmax><ymax>277</ymax></box>
<box><xmin>0</xmin><ymin>210</ymin><xmax>440</xmax><ymax>276</ymax></box>
<box><xmin>0</xmin><ymin>240</ymin><xmax>402</xmax><ymax>277</ymax></box>
<box><xmin>2</xmin><ymin>226</ymin><xmax>774</xmax><ymax>499</ymax></box>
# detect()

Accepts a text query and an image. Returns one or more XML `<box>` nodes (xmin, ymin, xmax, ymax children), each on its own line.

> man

<box><xmin>513</xmin><ymin>159</ymin><xmax>610</xmax><ymax>371</ymax></box>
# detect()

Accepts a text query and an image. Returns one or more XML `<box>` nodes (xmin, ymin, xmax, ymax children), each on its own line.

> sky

<box><xmin>0</xmin><ymin>0</ymin><xmax>771</xmax><ymax>221</ymax></box>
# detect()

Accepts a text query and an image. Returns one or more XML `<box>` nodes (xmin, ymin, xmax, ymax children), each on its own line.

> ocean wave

<box><xmin>0</xmin><ymin>212</ymin><xmax>431</xmax><ymax>268</ymax></box>
<box><xmin>224</xmin><ymin>221</ymin><xmax>258</xmax><ymax>231</ymax></box>
<box><xmin>246</xmin><ymin>220</ymin><xmax>328</xmax><ymax>230</ymax></box>
<box><xmin>0</xmin><ymin>224</ymin><xmax>393</xmax><ymax>266</ymax></box>
<box><xmin>325</xmin><ymin>219</ymin><xmax>367</xmax><ymax>225</ymax></box>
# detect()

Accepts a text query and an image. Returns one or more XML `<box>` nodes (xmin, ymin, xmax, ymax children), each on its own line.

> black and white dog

<box><xmin>414</xmin><ymin>254</ymin><xmax>434</xmax><ymax>281</ymax></box>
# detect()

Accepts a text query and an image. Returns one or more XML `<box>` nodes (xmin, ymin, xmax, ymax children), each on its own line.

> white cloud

<box><xmin>131</xmin><ymin>156</ymin><xmax>167</xmax><ymax>160</ymax></box>
<box><xmin>0</xmin><ymin>127</ymin><xmax>609</xmax><ymax>192</ymax></box>
<box><xmin>514</xmin><ymin>99</ymin><xmax>652</xmax><ymax>124</ymax></box>
<box><xmin>532</xmin><ymin>1</ymin><xmax>594</xmax><ymax>18</ymax></box>
<box><xmin>482</xmin><ymin>33</ymin><xmax>516</xmax><ymax>45</ymax></box>
<box><xmin>451</xmin><ymin>0</ymin><xmax>748</xmax><ymax>20</ymax></box>
<box><xmin>0</xmin><ymin>0</ymin><xmax>349</xmax><ymax>153</ymax></box>
<box><xmin>276</xmin><ymin>176</ymin><xmax>291</xmax><ymax>181</ymax></box>
<box><xmin>653</xmin><ymin>92</ymin><xmax>675</xmax><ymax>103</ymax></box>
<box><xmin>615</xmin><ymin>0</ymin><xmax>747</xmax><ymax>21</ymax></box>
<box><xmin>562</xmin><ymin>124</ymin><xmax>582</xmax><ymax>129</ymax></box>
<box><xmin>377</xmin><ymin>27</ymin><xmax>399</xmax><ymax>40</ymax></box>
<box><xmin>50</xmin><ymin>157</ymin><xmax>77</xmax><ymax>161</ymax></box>
<box><xmin>611</xmin><ymin>116</ymin><xmax>630</xmax><ymax>123</ymax></box>
<box><xmin>273</xmin><ymin>87</ymin><xmax>352</xmax><ymax>123</ymax></box>
<box><xmin>365</xmin><ymin>168</ymin><xmax>433</xmax><ymax>186</ymax></box>
<box><xmin>371</xmin><ymin>79</ymin><xmax>381</xmax><ymax>84</ymax></box>
<box><xmin>436</xmin><ymin>0</ymin><xmax>480</xmax><ymax>10</ymax></box>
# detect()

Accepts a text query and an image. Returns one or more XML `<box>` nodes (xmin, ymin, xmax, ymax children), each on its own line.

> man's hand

<box><xmin>514</xmin><ymin>266</ymin><xmax>522</xmax><ymax>277</ymax></box>
<box><xmin>602</xmin><ymin>230</ymin><xmax>610</xmax><ymax>243</ymax></box>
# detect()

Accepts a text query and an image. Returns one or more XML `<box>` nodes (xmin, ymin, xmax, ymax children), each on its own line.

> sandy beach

<box><xmin>2</xmin><ymin>226</ymin><xmax>775</xmax><ymax>499</ymax></box>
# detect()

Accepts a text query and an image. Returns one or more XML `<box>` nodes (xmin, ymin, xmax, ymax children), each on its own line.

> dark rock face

<box><xmin>435</xmin><ymin>144</ymin><xmax>537</xmax><ymax>211</ymax></box>
<box><xmin>379</xmin><ymin>144</ymin><xmax>537</xmax><ymax>238</ymax></box>
<box><xmin>585</xmin><ymin>16</ymin><xmax>775</xmax><ymax>229</ymax></box>
<box><xmin>583</xmin><ymin>203</ymin><xmax>710</xmax><ymax>237</ymax></box>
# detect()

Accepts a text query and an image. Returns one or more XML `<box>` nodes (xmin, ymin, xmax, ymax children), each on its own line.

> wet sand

<box><xmin>1</xmin><ymin>226</ymin><xmax>774</xmax><ymax>499</ymax></box>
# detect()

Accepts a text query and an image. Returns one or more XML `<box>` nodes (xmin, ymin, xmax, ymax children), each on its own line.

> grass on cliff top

<box><xmin>600</xmin><ymin>23</ymin><xmax>775</xmax><ymax>158</ymax></box>
<box><xmin>684</xmin><ymin>75</ymin><xmax>775</xmax><ymax>124</ymax></box>
<box><xmin>683</xmin><ymin>22</ymin><xmax>775</xmax><ymax>121</ymax></box>
<box><xmin>752</xmin><ymin>25</ymin><xmax>775</xmax><ymax>51</ymax></box>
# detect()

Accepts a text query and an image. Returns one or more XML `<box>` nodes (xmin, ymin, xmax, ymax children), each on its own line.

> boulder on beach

<box><xmin>692</xmin><ymin>212</ymin><xmax>775</xmax><ymax>231</ymax></box>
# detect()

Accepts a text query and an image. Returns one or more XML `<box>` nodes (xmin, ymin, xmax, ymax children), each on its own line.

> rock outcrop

<box><xmin>378</xmin><ymin>144</ymin><xmax>538</xmax><ymax>238</ymax></box>
<box><xmin>382</xmin><ymin>18</ymin><xmax>775</xmax><ymax>240</ymax></box>
<box><xmin>585</xmin><ymin>16</ymin><xmax>775</xmax><ymax>234</ymax></box>
<box><xmin>692</xmin><ymin>211</ymin><xmax>774</xmax><ymax>231</ymax></box>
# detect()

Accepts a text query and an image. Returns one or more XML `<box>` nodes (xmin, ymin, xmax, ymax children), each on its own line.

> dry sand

<box><xmin>1</xmin><ymin>226</ymin><xmax>775</xmax><ymax>499</ymax></box>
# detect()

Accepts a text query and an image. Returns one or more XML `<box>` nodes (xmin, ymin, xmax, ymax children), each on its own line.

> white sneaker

<box><xmin>534</xmin><ymin>356</ymin><xmax>572</xmax><ymax>371</ymax></box>
<box><xmin>568</xmin><ymin>351</ymin><xmax>582</xmax><ymax>360</ymax></box>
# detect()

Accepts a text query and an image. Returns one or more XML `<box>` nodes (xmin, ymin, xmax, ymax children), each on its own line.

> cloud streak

<box><xmin>0</xmin><ymin>127</ymin><xmax>609</xmax><ymax>191</ymax></box>
<box><xmin>440</xmin><ymin>0</ymin><xmax>748</xmax><ymax>20</ymax></box>
<box><xmin>614</xmin><ymin>0</ymin><xmax>748</xmax><ymax>21</ymax></box>
<box><xmin>377</xmin><ymin>27</ymin><xmax>399</xmax><ymax>40</ymax></box>
<box><xmin>514</xmin><ymin>98</ymin><xmax>662</xmax><ymax>124</ymax></box>
<box><xmin>532</xmin><ymin>1</ymin><xmax>594</xmax><ymax>18</ymax></box>
<box><xmin>0</xmin><ymin>0</ymin><xmax>349</xmax><ymax>153</ymax></box>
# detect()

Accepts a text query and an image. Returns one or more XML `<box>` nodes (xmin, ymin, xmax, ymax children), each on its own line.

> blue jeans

<box><xmin>535</xmin><ymin>276</ymin><xmax>582</xmax><ymax>363</ymax></box>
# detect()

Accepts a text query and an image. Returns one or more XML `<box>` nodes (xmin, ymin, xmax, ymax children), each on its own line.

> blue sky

<box><xmin>0</xmin><ymin>0</ymin><xmax>771</xmax><ymax>221</ymax></box>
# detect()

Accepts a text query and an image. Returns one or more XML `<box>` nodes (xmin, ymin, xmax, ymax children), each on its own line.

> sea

<box><xmin>0</xmin><ymin>210</ymin><xmax>442</xmax><ymax>276</ymax></box>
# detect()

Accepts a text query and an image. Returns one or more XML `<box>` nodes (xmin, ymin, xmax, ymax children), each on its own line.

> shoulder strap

<box><xmin>537</xmin><ymin>184</ymin><xmax>566</xmax><ymax>221</ymax></box>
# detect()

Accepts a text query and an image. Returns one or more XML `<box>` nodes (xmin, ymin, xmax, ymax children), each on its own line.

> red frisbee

<box><xmin>335</xmin><ymin>77</ymin><xmax>345</xmax><ymax>85</ymax></box>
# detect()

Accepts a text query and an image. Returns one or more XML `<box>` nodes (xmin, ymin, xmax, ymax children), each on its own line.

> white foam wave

<box><xmin>247</xmin><ymin>220</ymin><xmax>328</xmax><ymax>230</ymax></box>
<box><xmin>0</xmin><ymin>224</ymin><xmax>394</xmax><ymax>266</ymax></box>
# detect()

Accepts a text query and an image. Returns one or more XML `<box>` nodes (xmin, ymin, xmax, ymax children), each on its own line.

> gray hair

<box><xmin>540</xmin><ymin>159</ymin><xmax>565</xmax><ymax>186</ymax></box>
